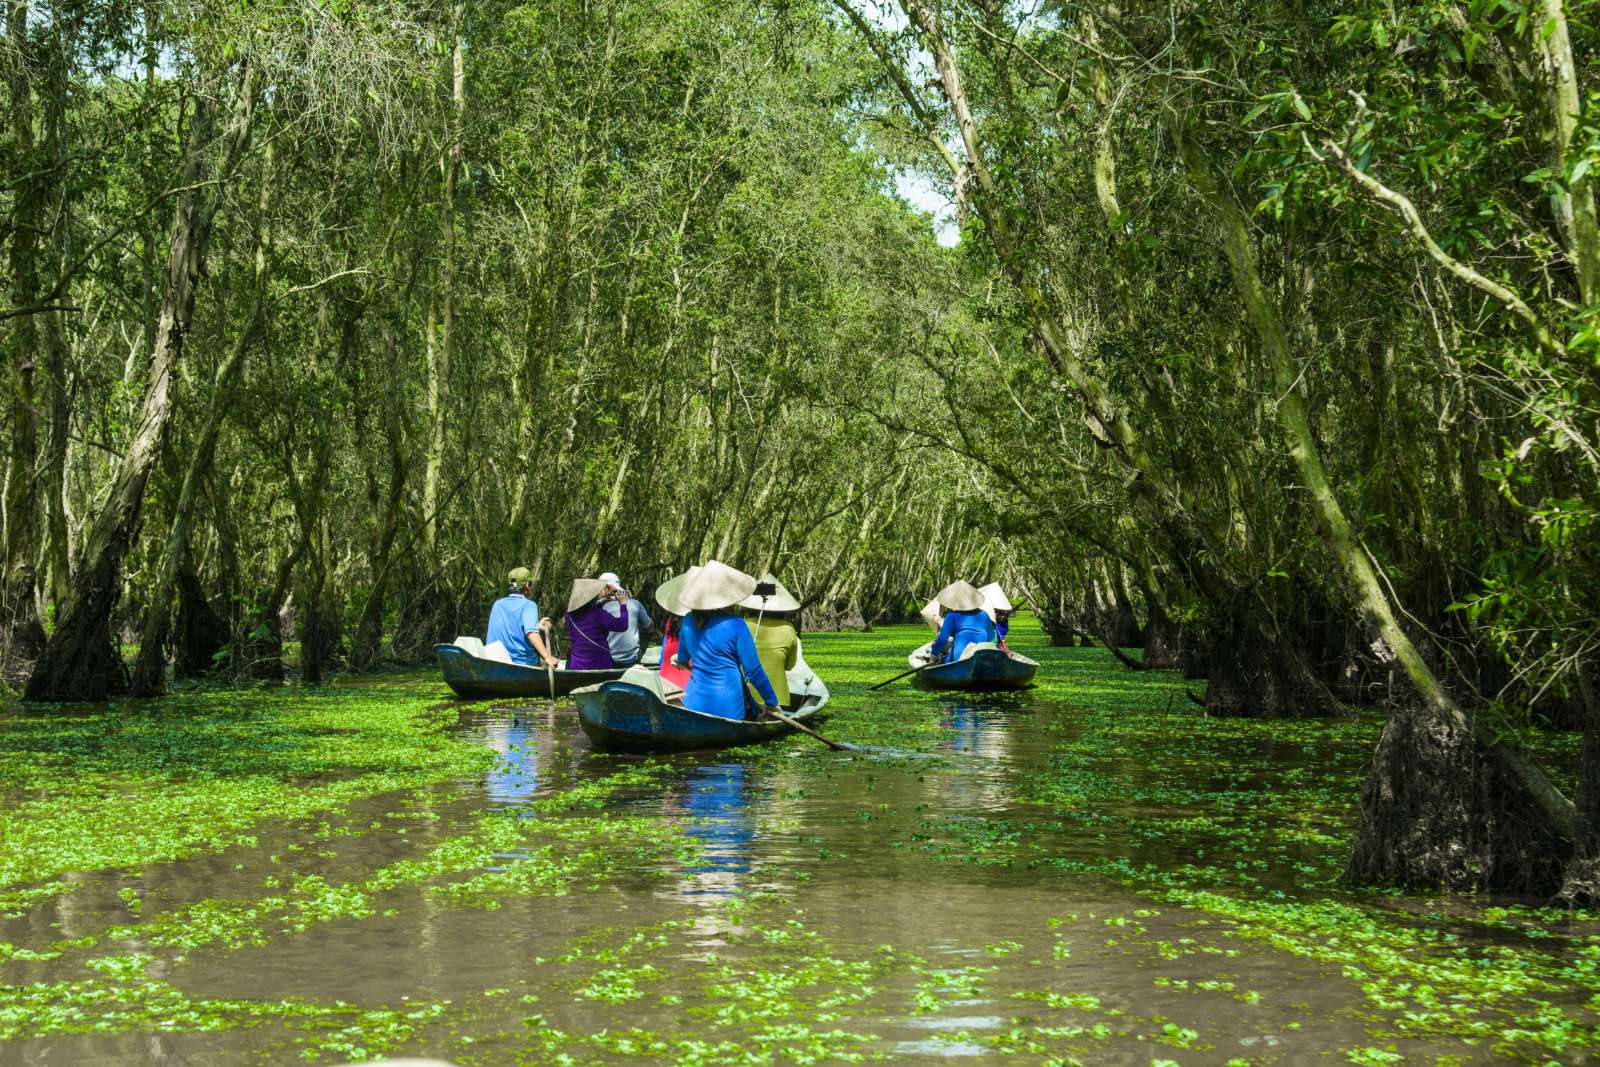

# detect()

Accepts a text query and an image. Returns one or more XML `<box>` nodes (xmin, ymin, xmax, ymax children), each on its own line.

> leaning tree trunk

<box><xmin>1201</xmin><ymin>597</ymin><xmax>1344</xmax><ymax>718</ymax></box>
<box><xmin>1168</xmin><ymin>109</ymin><xmax>1577</xmax><ymax>889</ymax></box>
<box><xmin>129</xmin><ymin>141</ymin><xmax>272</xmax><ymax>697</ymax></box>
<box><xmin>26</xmin><ymin>62</ymin><xmax>256</xmax><ymax>701</ymax></box>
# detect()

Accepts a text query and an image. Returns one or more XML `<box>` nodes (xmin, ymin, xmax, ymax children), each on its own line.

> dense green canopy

<box><xmin>3</xmin><ymin>0</ymin><xmax>1599</xmax><ymax>896</ymax></box>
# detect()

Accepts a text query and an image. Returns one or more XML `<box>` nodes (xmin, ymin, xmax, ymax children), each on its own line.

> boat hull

<box><xmin>575</xmin><ymin>672</ymin><xmax>829</xmax><ymax>753</ymax></box>
<box><xmin>435</xmin><ymin>643</ymin><xmax>628</xmax><ymax>699</ymax></box>
<box><xmin>912</xmin><ymin>648</ymin><xmax>1037</xmax><ymax>691</ymax></box>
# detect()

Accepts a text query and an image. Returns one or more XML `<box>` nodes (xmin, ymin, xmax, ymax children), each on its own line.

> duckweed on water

<box><xmin>2</xmin><ymin>617</ymin><xmax>1600</xmax><ymax>1062</ymax></box>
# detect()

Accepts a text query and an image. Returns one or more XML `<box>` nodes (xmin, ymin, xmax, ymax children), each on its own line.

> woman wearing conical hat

<box><xmin>672</xmin><ymin>560</ymin><xmax>781</xmax><ymax>720</ymax></box>
<box><xmin>928</xmin><ymin>580</ymin><xmax>998</xmax><ymax>664</ymax></box>
<box><xmin>739</xmin><ymin>573</ymin><xmax>801</xmax><ymax>707</ymax></box>
<box><xmin>652</xmin><ymin>565</ymin><xmax>700</xmax><ymax>689</ymax></box>
<box><xmin>564</xmin><ymin>577</ymin><xmax>631</xmax><ymax>671</ymax></box>
<box><xmin>979</xmin><ymin>582</ymin><xmax>1014</xmax><ymax>650</ymax></box>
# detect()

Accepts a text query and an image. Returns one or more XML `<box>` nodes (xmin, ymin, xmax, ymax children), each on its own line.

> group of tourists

<box><xmin>485</xmin><ymin>565</ymin><xmax>1018</xmax><ymax>721</ymax></box>
<box><xmin>485</xmin><ymin>568</ymin><xmax>654</xmax><ymax>672</ymax></box>
<box><xmin>921</xmin><ymin>579</ymin><xmax>1014</xmax><ymax>663</ymax></box>
<box><xmin>484</xmin><ymin>559</ymin><xmax>802</xmax><ymax>723</ymax></box>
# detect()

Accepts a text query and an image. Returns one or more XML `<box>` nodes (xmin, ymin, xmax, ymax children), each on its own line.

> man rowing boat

<box><xmin>485</xmin><ymin>567</ymin><xmax>557</xmax><ymax>668</ymax></box>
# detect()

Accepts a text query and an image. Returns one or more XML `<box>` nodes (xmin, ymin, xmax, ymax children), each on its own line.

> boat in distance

<box><xmin>907</xmin><ymin>641</ymin><xmax>1038</xmax><ymax>692</ymax></box>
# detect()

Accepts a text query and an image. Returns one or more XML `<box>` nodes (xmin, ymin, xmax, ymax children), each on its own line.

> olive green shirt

<box><xmin>745</xmin><ymin>617</ymin><xmax>799</xmax><ymax>706</ymax></box>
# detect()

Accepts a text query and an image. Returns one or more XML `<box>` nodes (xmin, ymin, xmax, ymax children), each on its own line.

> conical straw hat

<box><xmin>739</xmin><ymin>572</ymin><xmax>801</xmax><ymax>613</ymax></box>
<box><xmin>654</xmin><ymin>566</ymin><xmax>701</xmax><ymax>617</ymax></box>
<box><xmin>678</xmin><ymin>559</ymin><xmax>758</xmax><ymax>612</ymax></box>
<box><xmin>935</xmin><ymin>579</ymin><xmax>984</xmax><ymax>612</ymax></box>
<box><xmin>979</xmin><ymin>582</ymin><xmax>1013</xmax><ymax>612</ymax></box>
<box><xmin>567</xmin><ymin>577</ymin><xmax>608</xmax><ymax>612</ymax></box>
<box><xmin>920</xmin><ymin>598</ymin><xmax>943</xmax><ymax>630</ymax></box>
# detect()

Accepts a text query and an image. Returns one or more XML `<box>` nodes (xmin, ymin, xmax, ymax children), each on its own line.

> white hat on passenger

<box><xmin>739</xmin><ymin>573</ymin><xmax>801</xmax><ymax>613</ymax></box>
<box><xmin>979</xmin><ymin>582</ymin><xmax>1012</xmax><ymax>612</ymax></box>
<box><xmin>935</xmin><ymin>580</ymin><xmax>984</xmax><ymax>612</ymax></box>
<box><xmin>599</xmin><ymin>571</ymin><xmax>620</xmax><ymax>588</ymax></box>
<box><xmin>654</xmin><ymin>567</ymin><xmax>701</xmax><ymax>617</ymax></box>
<box><xmin>679</xmin><ymin>560</ymin><xmax>758</xmax><ymax>611</ymax></box>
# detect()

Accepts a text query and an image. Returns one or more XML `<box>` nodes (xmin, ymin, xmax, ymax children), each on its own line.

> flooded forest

<box><xmin>3</xmin><ymin>0</ymin><xmax>1600</xmax><ymax>1063</ymax></box>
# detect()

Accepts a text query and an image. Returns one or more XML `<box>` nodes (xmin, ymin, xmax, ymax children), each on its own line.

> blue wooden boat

<box><xmin>574</xmin><ymin>667</ymin><xmax>830</xmax><ymax>753</ymax></box>
<box><xmin>435</xmin><ymin>642</ymin><xmax>628</xmax><ymax>699</ymax></box>
<box><xmin>907</xmin><ymin>642</ymin><xmax>1037</xmax><ymax>692</ymax></box>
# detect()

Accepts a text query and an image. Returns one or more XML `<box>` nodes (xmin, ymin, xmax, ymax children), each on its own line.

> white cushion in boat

<box><xmin>453</xmin><ymin>636</ymin><xmax>485</xmax><ymax>656</ymax></box>
<box><xmin>618</xmin><ymin>665</ymin><xmax>685</xmax><ymax>701</ymax></box>
<box><xmin>480</xmin><ymin>640</ymin><xmax>513</xmax><ymax>664</ymax></box>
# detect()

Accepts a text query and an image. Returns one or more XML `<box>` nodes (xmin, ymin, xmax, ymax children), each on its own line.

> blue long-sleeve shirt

<box><xmin>678</xmin><ymin>612</ymin><xmax>778</xmax><ymax>719</ymax></box>
<box><xmin>930</xmin><ymin>608</ymin><xmax>997</xmax><ymax>663</ymax></box>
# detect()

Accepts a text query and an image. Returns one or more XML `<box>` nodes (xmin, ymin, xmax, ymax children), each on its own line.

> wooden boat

<box><xmin>907</xmin><ymin>641</ymin><xmax>1038</xmax><ymax>692</ymax></box>
<box><xmin>574</xmin><ymin>666</ymin><xmax>830</xmax><ymax>753</ymax></box>
<box><xmin>435</xmin><ymin>639</ymin><xmax>628</xmax><ymax>699</ymax></box>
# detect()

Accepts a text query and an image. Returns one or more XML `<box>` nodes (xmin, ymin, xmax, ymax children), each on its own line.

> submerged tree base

<box><xmin>1345</xmin><ymin>705</ymin><xmax>1569</xmax><ymax>894</ymax></box>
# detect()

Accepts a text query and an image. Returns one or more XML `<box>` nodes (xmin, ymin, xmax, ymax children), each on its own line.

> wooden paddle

<box><xmin>869</xmin><ymin>660</ymin><xmax>932</xmax><ymax>691</ymax></box>
<box><xmin>765</xmin><ymin>705</ymin><xmax>851</xmax><ymax>751</ymax></box>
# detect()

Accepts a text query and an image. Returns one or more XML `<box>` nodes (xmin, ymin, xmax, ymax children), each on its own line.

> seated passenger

<box><xmin>979</xmin><ymin>581</ymin><xmax>1014</xmax><ymax>649</ymax></box>
<box><xmin>654</xmin><ymin>566</ymin><xmax>700</xmax><ymax>690</ymax></box>
<box><xmin>599</xmin><ymin>571</ymin><xmax>655</xmax><ymax>668</ymax></box>
<box><xmin>674</xmin><ymin>560</ymin><xmax>780</xmax><ymax>721</ymax></box>
<box><xmin>485</xmin><ymin>566</ymin><xmax>556</xmax><ymax>667</ymax></box>
<box><xmin>929</xmin><ymin>580</ymin><xmax>997</xmax><ymax>664</ymax></box>
<box><xmin>741</xmin><ymin>572</ymin><xmax>801</xmax><ymax>708</ymax></box>
<box><xmin>564</xmin><ymin>577</ymin><xmax>630</xmax><ymax>670</ymax></box>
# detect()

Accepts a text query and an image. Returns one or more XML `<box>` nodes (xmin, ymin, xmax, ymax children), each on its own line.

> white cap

<box><xmin>599</xmin><ymin>572</ymin><xmax>620</xmax><ymax>588</ymax></box>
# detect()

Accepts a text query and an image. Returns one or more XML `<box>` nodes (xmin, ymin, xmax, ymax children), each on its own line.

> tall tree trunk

<box><xmin>422</xmin><ymin>0</ymin><xmax>465</xmax><ymax>562</ymax></box>
<box><xmin>4</xmin><ymin>0</ymin><xmax>46</xmax><ymax>671</ymax></box>
<box><xmin>25</xmin><ymin>62</ymin><xmax>257</xmax><ymax>701</ymax></box>
<box><xmin>129</xmin><ymin>142</ymin><xmax>274</xmax><ymax>697</ymax></box>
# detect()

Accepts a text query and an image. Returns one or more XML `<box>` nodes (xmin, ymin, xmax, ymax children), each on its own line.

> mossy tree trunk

<box><xmin>26</xmin><ymin>62</ymin><xmax>257</xmax><ymax>701</ymax></box>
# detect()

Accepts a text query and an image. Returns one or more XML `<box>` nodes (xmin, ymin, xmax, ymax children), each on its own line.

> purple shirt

<box><xmin>566</xmin><ymin>600</ymin><xmax>628</xmax><ymax>670</ymax></box>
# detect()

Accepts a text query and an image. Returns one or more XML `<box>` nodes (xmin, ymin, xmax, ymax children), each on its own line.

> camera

<box><xmin>753</xmin><ymin>581</ymin><xmax>777</xmax><ymax>598</ymax></box>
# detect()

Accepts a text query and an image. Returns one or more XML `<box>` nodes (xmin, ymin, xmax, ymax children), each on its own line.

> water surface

<box><xmin>1</xmin><ymin>623</ymin><xmax>1596</xmax><ymax>1064</ymax></box>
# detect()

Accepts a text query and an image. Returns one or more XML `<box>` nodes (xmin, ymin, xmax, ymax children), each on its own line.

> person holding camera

<box><xmin>740</xmin><ymin>572</ymin><xmax>800</xmax><ymax>707</ymax></box>
<box><xmin>599</xmin><ymin>571</ymin><xmax>655</xmax><ymax>668</ymax></box>
<box><xmin>563</xmin><ymin>577</ymin><xmax>631</xmax><ymax>670</ymax></box>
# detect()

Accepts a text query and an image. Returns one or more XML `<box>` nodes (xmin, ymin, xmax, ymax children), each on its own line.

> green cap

<box><xmin>507</xmin><ymin>566</ymin><xmax>532</xmax><ymax>585</ymax></box>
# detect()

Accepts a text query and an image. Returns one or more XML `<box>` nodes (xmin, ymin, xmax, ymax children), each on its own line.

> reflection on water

<box><xmin>483</xmin><ymin>720</ymin><xmax>538</xmax><ymax>805</ymax></box>
<box><xmin>675</xmin><ymin>762</ymin><xmax>756</xmax><ymax>896</ymax></box>
<box><xmin>933</xmin><ymin>701</ymin><xmax>1017</xmax><ymax>812</ymax></box>
<box><xmin>9</xmin><ymin>670</ymin><xmax>1567</xmax><ymax>1066</ymax></box>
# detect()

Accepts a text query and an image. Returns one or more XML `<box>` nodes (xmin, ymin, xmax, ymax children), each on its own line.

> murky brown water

<box><xmin>3</xmin><ymin>691</ymin><xmax>1590</xmax><ymax>1064</ymax></box>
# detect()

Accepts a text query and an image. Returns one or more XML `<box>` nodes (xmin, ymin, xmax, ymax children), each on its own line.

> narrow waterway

<box><xmin>1</xmin><ymin>625</ymin><xmax>1597</xmax><ymax>1064</ymax></box>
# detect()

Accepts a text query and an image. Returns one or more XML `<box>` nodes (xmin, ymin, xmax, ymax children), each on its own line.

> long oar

<box><xmin>765</xmin><ymin>705</ymin><xmax>851</xmax><ymax>751</ymax></box>
<box><xmin>545</xmin><ymin>627</ymin><xmax>557</xmax><ymax>703</ymax></box>
<box><xmin>869</xmin><ymin>662</ymin><xmax>929</xmax><ymax>691</ymax></box>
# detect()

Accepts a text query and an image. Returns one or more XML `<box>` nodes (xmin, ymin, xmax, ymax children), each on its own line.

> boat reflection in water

<box><xmin>670</xmin><ymin>762</ymin><xmax>757</xmax><ymax>900</ymax></box>
<box><xmin>933</xmin><ymin>702</ymin><xmax>1016</xmax><ymax>812</ymax></box>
